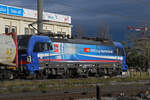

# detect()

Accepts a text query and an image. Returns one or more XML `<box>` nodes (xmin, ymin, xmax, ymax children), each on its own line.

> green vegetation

<box><xmin>123</xmin><ymin>34</ymin><xmax>150</xmax><ymax>70</ymax></box>
<box><xmin>0</xmin><ymin>73</ymin><xmax>150</xmax><ymax>94</ymax></box>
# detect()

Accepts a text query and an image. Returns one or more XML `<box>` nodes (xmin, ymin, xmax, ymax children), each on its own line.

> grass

<box><xmin>0</xmin><ymin>72</ymin><xmax>149</xmax><ymax>94</ymax></box>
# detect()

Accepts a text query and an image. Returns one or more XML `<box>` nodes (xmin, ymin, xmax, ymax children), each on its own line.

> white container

<box><xmin>0</xmin><ymin>34</ymin><xmax>16</xmax><ymax>66</ymax></box>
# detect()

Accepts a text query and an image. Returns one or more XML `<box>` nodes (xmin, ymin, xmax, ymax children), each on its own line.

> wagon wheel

<box><xmin>8</xmin><ymin>71</ymin><xmax>14</xmax><ymax>80</ymax></box>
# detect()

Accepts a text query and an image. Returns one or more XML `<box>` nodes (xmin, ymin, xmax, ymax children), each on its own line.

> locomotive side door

<box><xmin>32</xmin><ymin>42</ymin><xmax>52</xmax><ymax>72</ymax></box>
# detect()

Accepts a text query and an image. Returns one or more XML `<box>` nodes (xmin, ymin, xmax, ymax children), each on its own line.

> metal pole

<box><xmin>37</xmin><ymin>0</ymin><xmax>43</xmax><ymax>34</ymax></box>
<box><xmin>96</xmin><ymin>85</ymin><xmax>101</xmax><ymax>100</ymax></box>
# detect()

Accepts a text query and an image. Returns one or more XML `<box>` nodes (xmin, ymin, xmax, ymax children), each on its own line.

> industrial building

<box><xmin>0</xmin><ymin>4</ymin><xmax>71</xmax><ymax>35</ymax></box>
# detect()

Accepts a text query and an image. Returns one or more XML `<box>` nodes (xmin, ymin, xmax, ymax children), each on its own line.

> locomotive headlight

<box><xmin>27</xmin><ymin>56</ymin><xmax>32</xmax><ymax>63</ymax></box>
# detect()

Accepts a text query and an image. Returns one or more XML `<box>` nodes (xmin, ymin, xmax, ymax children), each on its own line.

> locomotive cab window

<box><xmin>33</xmin><ymin>42</ymin><xmax>53</xmax><ymax>52</ymax></box>
<box><xmin>118</xmin><ymin>48</ymin><xmax>124</xmax><ymax>56</ymax></box>
<box><xmin>115</xmin><ymin>47</ymin><xmax>124</xmax><ymax>56</ymax></box>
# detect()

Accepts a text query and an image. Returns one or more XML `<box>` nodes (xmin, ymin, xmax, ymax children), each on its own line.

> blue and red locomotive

<box><xmin>17</xmin><ymin>35</ymin><xmax>127</xmax><ymax>78</ymax></box>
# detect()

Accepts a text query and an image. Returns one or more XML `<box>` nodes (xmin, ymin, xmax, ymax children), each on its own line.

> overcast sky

<box><xmin>0</xmin><ymin>0</ymin><xmax>150</xmax><ymax>41</ymax></box>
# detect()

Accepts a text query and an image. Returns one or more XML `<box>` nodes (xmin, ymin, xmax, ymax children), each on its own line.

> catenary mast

<box><xmin>37</xmin><ymin>0</ymin><xmax>43</xmax><ymax>34</ymax></box>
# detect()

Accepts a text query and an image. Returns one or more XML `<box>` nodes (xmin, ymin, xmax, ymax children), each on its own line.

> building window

<box><xmin>62</xmin><ymin>32</ymin><xmax>66</xmax><ymax>35</ymax></box>
<box><xmin>57</xmin><ymin>31</ymin><xmax>61</xmax><ymax>34</ymax></box>
<box><xmin>25</xmin><ymin>28</ymin><xmax>29</xmax><ymax>35</ymax></box>
<box><xmin>5</xmin><ymin>25</ymin><xmax>10</xmax><ymax>33</ymax></box>
<box><xmin>12</xmin><ymin>26</ymin><xmax>17</xmax><ymax>33</ymax></box>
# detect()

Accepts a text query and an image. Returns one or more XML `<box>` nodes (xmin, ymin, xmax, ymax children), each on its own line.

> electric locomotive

<box><xmin>18</xmin><ymin>35</ymin><xmax>127</xmax><ymax>78</ymax></box>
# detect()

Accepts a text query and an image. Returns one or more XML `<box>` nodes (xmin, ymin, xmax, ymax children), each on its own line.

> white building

<box><xmin>0</xmin><ymin>4</ymin><xmax>72</xmax><ymax>36</ymax></box>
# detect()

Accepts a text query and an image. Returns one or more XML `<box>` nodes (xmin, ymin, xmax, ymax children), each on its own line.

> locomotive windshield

<box><xmin>114</xmin><ymin>47</ymin><xmax>125</xmax><ymax>56</ymax></box>
<box><xmin>17</xmin><ymin>35</ymin><xmax>31</xmax><ymax>54</ymax></box>
<box><xmin>33</xmin><ymin>42</ymin><xmax>53</xmax><ymax>52</ymax></box>
<box><xmin>118</xmin><ymin>48</ymin><xmax>125</xmax><ymax>56</ymax></box>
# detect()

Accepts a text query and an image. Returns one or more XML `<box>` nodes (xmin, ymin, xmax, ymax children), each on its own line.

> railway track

<box><xmin>0</xmin><ymin>82</ymin><xmax>150</xmax><ymax>100</ymax></box>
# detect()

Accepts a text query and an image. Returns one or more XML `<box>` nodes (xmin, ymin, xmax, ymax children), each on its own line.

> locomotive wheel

<box><xmin>65</xmin><ymin>69</ymin><xmax>70</xmax><ymax>78</ymax></box>
<box><xmin>8</xmin><ymin>72</ymin><xmax>14</xmax><ymax>80</ymax></box>
<box><xmin>0</xmin><ymin>70</ymin><xmax>14</xmax><ymax>80</ymax></box>
<box><xmin>0</xmin><ymin>70</ymin><xmax>3</xmax><ymax>80</ymax></box>
<box><xmin>33</xmin><ymin>72</ymin><xmax>42</xmax><ymax>79</ymax></box>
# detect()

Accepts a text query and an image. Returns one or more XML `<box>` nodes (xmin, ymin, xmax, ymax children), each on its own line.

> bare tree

<box><xmin>98</xmin><ymin>21</ymin><xmax>111</xmax><ymax>39</ymax></box>
<box><xmin>98</xmin><ymin>21</ymin><xmax>105</xmax><ymax>38</ymax></box>
<box><xmin>146</xmin><ymin>25</ymin><xmax>150</xmax><ymax>36</ymax></box>
<box><xmin>105</xmin><ymin>25</ymin><xmax>112</xmax><ymax>40</ymax></box>
<box><xmin>74</xmin><ymin>24</ymin><xmax>85</xmax><ymax>39</ymax></box>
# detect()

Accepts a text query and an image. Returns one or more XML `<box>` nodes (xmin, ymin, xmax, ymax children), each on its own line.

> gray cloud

<box><xmin>0</xmin><ymin>0</ymin><xmax>150</xmax><ymax>40</ymax></box>
<box><xmin>0</xmin><ymin>0</ymin><xmax>36</xmax><ymax>9</ymax></box>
